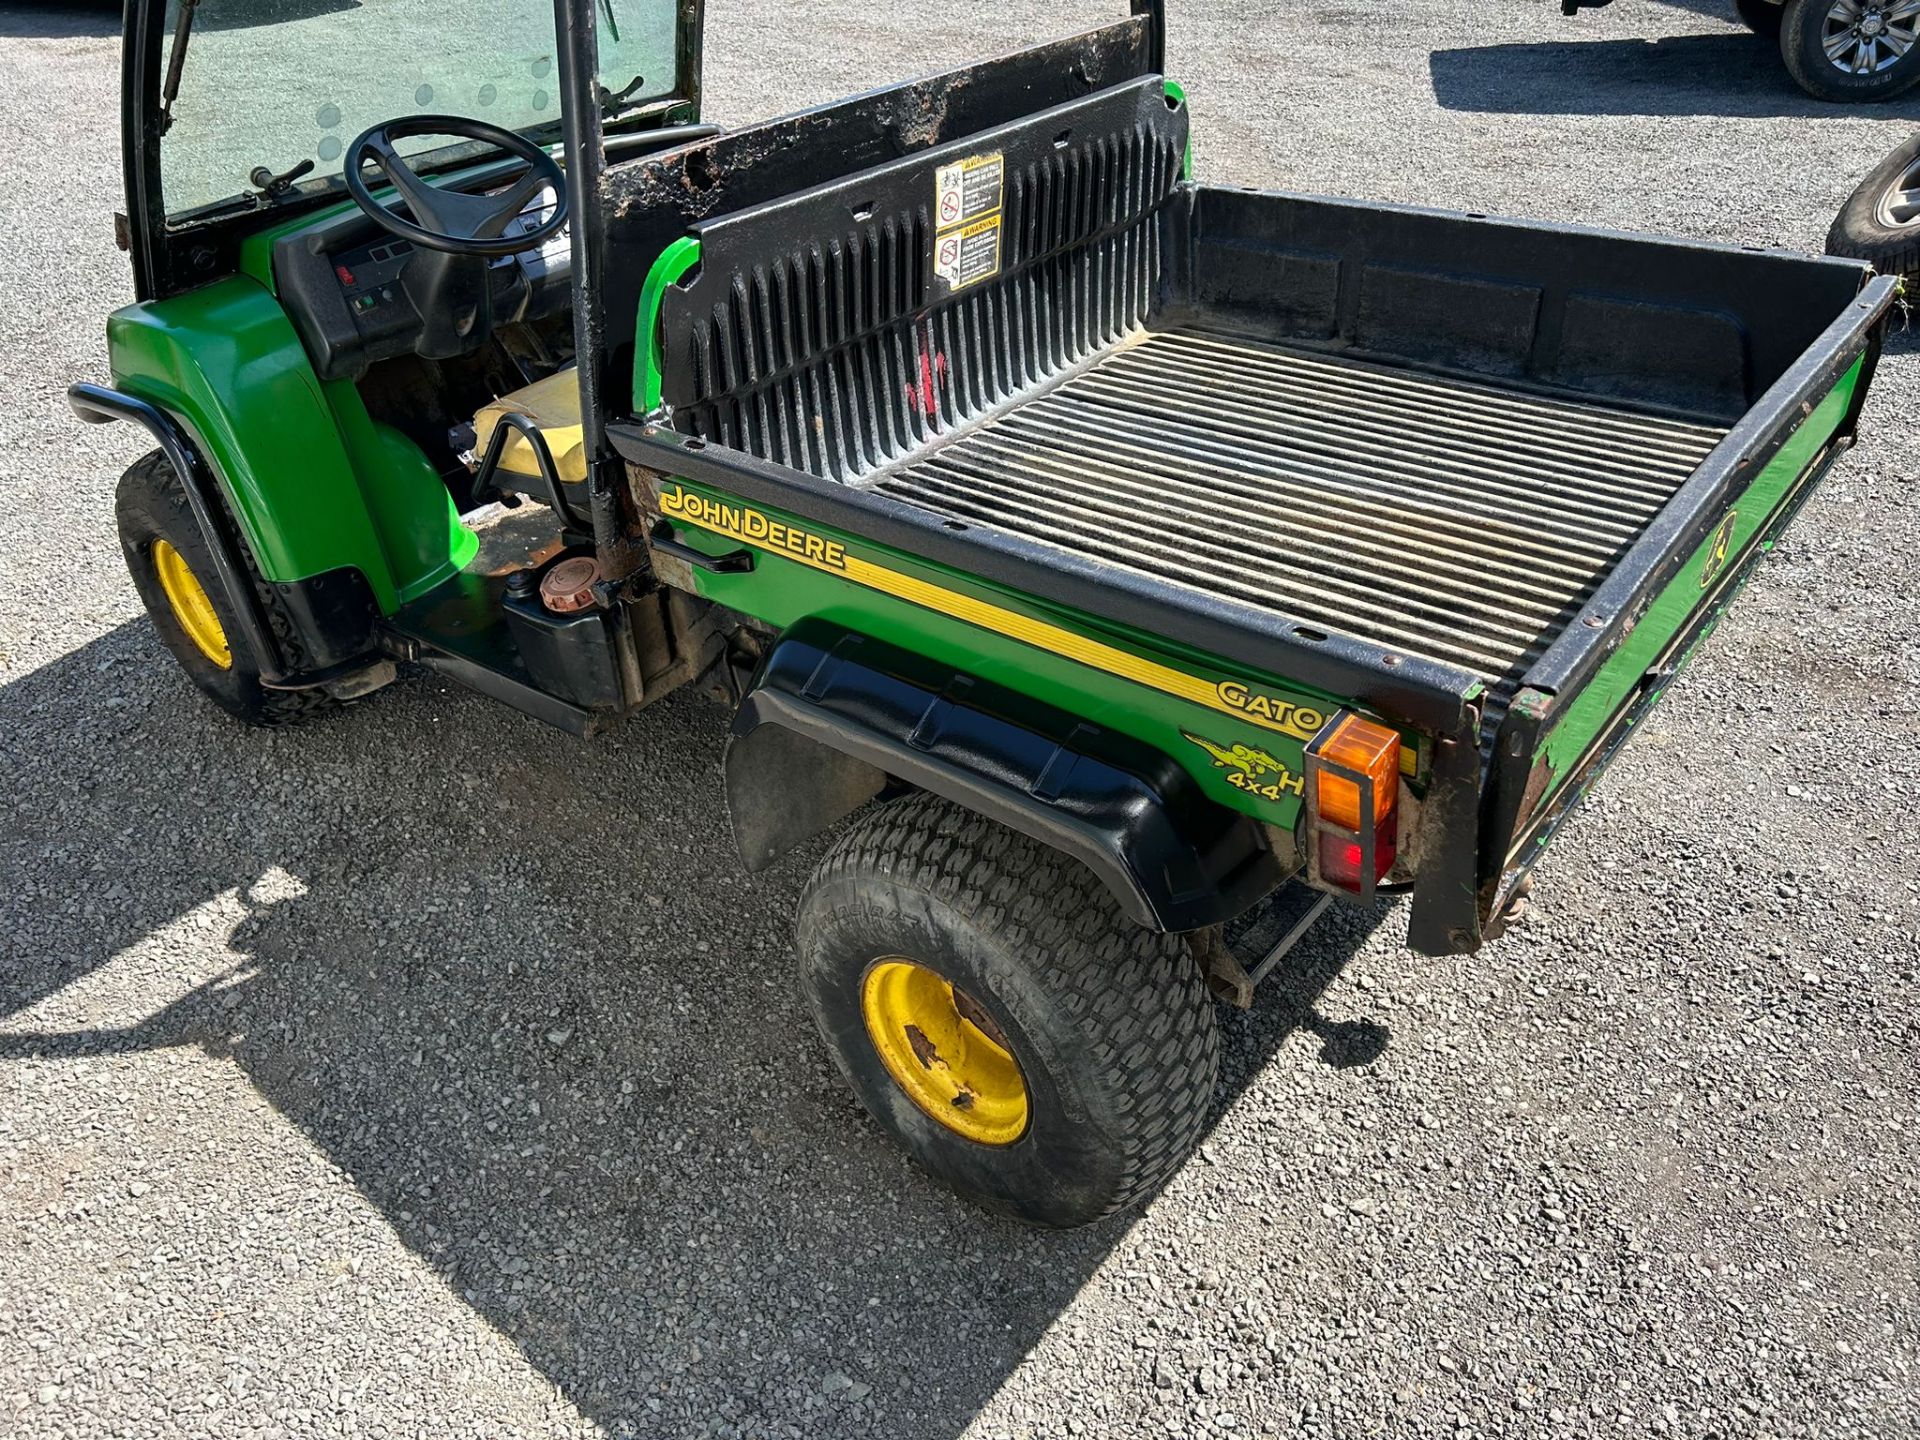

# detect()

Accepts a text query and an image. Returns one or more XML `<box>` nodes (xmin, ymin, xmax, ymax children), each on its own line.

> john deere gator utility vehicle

<box><xmin>76</xmin><ymin>0</ymin><xmax>1897</xmax><ymax>1225</ymax></box>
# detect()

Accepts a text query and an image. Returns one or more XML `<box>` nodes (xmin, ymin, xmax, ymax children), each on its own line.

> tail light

<box><xmin>1305</xmin><ymin>711</ymin><xmax>1401</xmax><ymax>899</ymax></box>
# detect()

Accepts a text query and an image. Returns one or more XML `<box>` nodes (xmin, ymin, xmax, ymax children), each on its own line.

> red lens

<box><xmin>1317</xmin><ymin>815</ymin><xmax>1397</xmax><ymax>892</ymax></box>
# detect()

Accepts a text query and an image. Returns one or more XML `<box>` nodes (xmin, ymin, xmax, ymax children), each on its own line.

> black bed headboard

<box><xmin>653</xmin><ymin>77</ymin><xmax>1186</xmax><ymax>482</ymax></box>
<box><xmin>595</xmin><ymin>19</ymin><xmax>1160</xmax><ymax>422</ymax></box>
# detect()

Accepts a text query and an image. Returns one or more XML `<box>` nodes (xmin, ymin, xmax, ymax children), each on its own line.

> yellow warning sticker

<box><xmin>933</xmin><ymin>151</ymin><xmax>1005</xmax><ymax>292</ymax></box>
<box><xmin>934</xmin><ymin>215</ymin><xmax>1003</xmax><ymax>291</ymax></box>
<box><xmin>934</xmin><ymin>152</ymin><xmax>1004</xmax><ymax>231</ymax></box>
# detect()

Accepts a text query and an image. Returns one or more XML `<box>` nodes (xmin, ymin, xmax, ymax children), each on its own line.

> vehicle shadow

<box><xmin>1430</xmin><ymin>31</ymin><xmax>1920</xmax><ymax>119</ymax></box>
<box><xmin>1882</xmin><ymin>315</ymin><xmax>1920</xmax><ymax>356</ymax></box>
<box><xmin>0</xmin><ymin>621</ymin><xmax>1394</xmax><ymax>1437</ymax></box>
<box><xmin>0</xmin><ymin>0</ymin><xmax>118</xmax><ymax>39</ymax></box>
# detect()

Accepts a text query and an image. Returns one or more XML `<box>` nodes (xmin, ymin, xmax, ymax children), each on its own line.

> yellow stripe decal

<box><xmin>661</xmin><ymin>486</ymin><xmax>1346</xmax><ymax>746</ymax></box>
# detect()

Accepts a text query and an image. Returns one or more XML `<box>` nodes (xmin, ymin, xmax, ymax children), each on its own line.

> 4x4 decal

<box><xmin>1181</xmin><ymin>729</ymin><xmax>1305</xmax><ymax>804</ymax></box>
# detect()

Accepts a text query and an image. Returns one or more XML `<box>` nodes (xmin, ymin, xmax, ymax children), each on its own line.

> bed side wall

<box><xmin>1159</xmin><ymin>186</ymin><xmax>1869</xmax><ymax>423</ymax></box>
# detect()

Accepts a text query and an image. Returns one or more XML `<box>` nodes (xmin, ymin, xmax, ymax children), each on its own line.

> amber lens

<box><xmin>1314</xmin><ymin>715</ymin><xmax>1400</xmax><ymax>830</ymax></box>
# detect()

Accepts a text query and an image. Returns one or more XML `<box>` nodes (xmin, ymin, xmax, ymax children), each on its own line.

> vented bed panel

<box><xmin>661</xmin><ymin>78</ymin><xmax>1187</xmax><ymax>484</ymax></box>
<box><xmin>674</xmin><ymin>216</ymin><xmax>1163</xmax><ymax>482</ymax></box>
<box><xmin>870</xmin><ymin>329</ymin><xmax>1728</xmax><ymax>696</ymax></box>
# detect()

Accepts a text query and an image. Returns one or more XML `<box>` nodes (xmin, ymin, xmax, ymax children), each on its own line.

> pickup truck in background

<box><xmin>1564</xmin><ymin>0</ymin><xmax>1920</xmax><ymax>102</ymax></box>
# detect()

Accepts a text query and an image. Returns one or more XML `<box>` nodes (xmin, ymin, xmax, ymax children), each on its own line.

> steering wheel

<box><xmin>344</xmin><ymin>114</ymin><xmax>568</xmax><ymax>257</ymax></box>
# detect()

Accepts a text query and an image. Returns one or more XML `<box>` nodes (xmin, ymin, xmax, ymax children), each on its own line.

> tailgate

<box><xmin>1469</xmin><ymin>271</ymin><xmax>1900</xmax><ymax>943</ymax></box>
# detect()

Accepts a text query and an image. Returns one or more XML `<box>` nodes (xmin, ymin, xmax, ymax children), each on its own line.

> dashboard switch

<box><xmin>335</xmin><ymin>264</ymin><xmax>356</xmax><ymax>286</ymax></box>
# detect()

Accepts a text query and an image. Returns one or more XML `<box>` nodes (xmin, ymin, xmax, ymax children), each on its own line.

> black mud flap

<box><xmin>725</xmin><ymin>622</ymin><xmax>1285</xmax><ymax>933</ymax></box>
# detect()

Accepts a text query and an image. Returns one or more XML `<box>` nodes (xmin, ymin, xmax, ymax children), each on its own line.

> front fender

<box><xmin>104</xmin><ymin>274</ymin><xmax>470</xmax><ymax>611</ymax></box>
<box><xmin>726</xmin><ymin>622</ymin><xmax>1287</xmax><ymax>933</ymax></box>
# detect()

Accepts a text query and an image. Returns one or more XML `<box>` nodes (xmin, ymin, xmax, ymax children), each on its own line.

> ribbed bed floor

<box><xmin>869</xmin><ymin>328</ymin><xmax>1728</xmax><ymax>696</ymax></box>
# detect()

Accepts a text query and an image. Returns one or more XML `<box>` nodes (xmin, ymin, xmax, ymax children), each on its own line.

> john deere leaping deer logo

<box><xmin>1700</xmin><ymin>510</ymin><xmax>1739</xmax><ymax>590</ymax></box>
<box><xmin>1181</xmin><ymin>730</ymin><xmax>1305</xmax><ymax>804</ymax></box>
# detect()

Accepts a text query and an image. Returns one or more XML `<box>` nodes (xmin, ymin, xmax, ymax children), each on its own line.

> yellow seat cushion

<box><xmin>473</xmin><ymin>367</ymin><xmax>587</xmax><ymax>486</ymax></box>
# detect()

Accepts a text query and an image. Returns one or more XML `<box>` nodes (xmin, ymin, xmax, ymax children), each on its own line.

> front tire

<box><xmin>116</xmin><ymin>451</ymin><xmax>337</xmax><ymax>727</ymax></box>
<box><xmin>795</xmin><ymin>794</ymin><xmax>1219</xmax><ymax>1228</ymax></box>
<box><xmin>1827</xmin><ymin>131</ymin><xmax>1920</xmax><ymax>274</ymax></box>
<box><xmin>1780</xmin><ymin>0</ymin><xmax>1920</xmax><ymax>103</ymax></box>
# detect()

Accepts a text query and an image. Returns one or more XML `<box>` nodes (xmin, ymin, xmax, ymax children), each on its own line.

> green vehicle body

<box><xmin>111</xmin><ymin>280</ymin><xmax>1870</xmax><ymax>851</ymax></box>
<box><xmin>81</xmin><ymin>0</ymin><xmax>1896</xmax><ymax>960</ymax></box>
<box><xmin>1528</xmin><ymin>356</ymin><xmax>1865</xmax><ymax>812</ymax></box>
<box><xmin>69</xmin><ymin>0</ymin><xmax>1906</xmax><ymax>1232</ymax></box>
<box><xmin>104</xmin><ymin>207</ymin><xmax>478</xmax><ymax>613</ymax></box>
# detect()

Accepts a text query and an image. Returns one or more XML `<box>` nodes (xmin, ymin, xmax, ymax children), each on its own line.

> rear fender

<box><xmin>726</xmin><ymin>623</ymin><xmax>1287</xmax><ymax>933</ymax></box>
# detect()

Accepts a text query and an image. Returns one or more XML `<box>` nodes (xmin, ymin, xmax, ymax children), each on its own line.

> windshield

<box><xmin>158</xmin><ymin>0</ymin><xmax>678</xmax><ymax>218</ymax></box>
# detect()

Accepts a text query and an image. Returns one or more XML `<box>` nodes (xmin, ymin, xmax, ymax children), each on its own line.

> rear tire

<box><xmin>1826</xmin><ymin>131</ymin><xmax>1920</xmax><ymax>274</ymax></box>
<box><xmin>1734</xmin><ymin>0</ymin><xmax>1785</xmax><ymax>35</ymax></box>
<box><xmin>115</xmin><ymin>450</ymin><xmax>337</xmax><ymax>727</ymax></box>
<box><xmin>1780</xmin><ymin>0</ymin><xmax>1920</xmax><ymax>103</ymax></box>
<box><xmin>795</xmin><ymin>794</ymin><xmax>1219</xmax><ymax>1228</ymax></box>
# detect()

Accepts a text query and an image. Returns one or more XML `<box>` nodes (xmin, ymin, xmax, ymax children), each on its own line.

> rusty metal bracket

<box><xmin>1194</xmin><ymin>882</ymin><xmax>1335</xmax><ymax>1009</ymax></box>
<box><xmin>1194</xmin><ymin>930</ymin><xmax>1254</xmax><ymax>1009</ymax></box>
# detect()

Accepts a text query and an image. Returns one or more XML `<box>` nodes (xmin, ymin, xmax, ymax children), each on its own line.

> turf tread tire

<box><xmin>1826</xmin><ymin>132</ymin><xmax>1920</xmax><ymax>276</ymax></box>
<box><xmin>116</xmin><ymin>450</ymin><xmax>338</xmax><ymax>728</ymax></box>
<box><xmin>797</xmin><ymin>793</ymin><xmax>1218</xmax><ymax>1227</ymax></box>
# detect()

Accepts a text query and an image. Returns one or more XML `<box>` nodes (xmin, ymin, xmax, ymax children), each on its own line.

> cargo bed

<box><xmin>606</xmin><ymin>59</ymin><xmax>1896</xmax><ymax>951</ymax></box>
<box><xmin>866</xmin><ymin>327</ymin><xmax>1727</xmax><ymax>730</ymax></box>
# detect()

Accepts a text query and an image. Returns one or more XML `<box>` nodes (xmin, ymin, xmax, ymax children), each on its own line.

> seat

<box><xmin>472</xmin><ymin>366</ymin><xmax>587</xmax><ymax>487</ymax></box>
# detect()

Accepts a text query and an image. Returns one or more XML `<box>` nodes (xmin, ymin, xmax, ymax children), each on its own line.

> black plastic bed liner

<box><xmin>605</xmin><ymin>36</ymin><xmax>1894</xmax><ymax>954</ymax></box>
<box><xmin>611</xmin><ymin>66</ymin><xmax>1879</xmax><ymax>739</ymax></box>
<box><xmin>865</xmin><ymin>327</ymin><xmax>1727</xmax><ymax>706</ymax></box>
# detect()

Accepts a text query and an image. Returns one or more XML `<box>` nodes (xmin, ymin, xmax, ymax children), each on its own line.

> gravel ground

<box><xmin>3</xmin><ymin>1</ymin><xmax>1918</xmax><ymax>1437</ymax></box>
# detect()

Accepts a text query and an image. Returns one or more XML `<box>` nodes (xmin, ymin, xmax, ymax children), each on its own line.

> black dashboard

<box><xmin>272</xmin><ymin>164</ymin><xmax>572</xmax><ymax>384</ymax></box>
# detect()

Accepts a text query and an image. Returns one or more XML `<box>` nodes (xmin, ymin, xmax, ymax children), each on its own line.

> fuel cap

<box><xmin>539</xmin><ymin>555</ymin><xmax>601</xmax><ymax>613</ymax></box>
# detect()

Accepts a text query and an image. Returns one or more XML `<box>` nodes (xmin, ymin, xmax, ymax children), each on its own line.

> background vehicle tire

<box><xmin>1826</xmin><ymin>131</ymin><xmax>1920</xmax><ymax>274</ymax></box>
<box><xmin>1735</xmin><ymin>0</ymin><xmax>1786</xmax><ymax>36</ymax></box>
<box><xmin>796</xmin><ymin>794</ymin><xmax>1219</xmax><ymax>1228</ymax></box>
<box><xmin>1780</xmin><ymin>0</ymin><xmax>1920</xmax><ymax>103</ymax></box>
<box><xmin>115</xmin><ymin>450</ymin><xmax>337</xmax><ymax>727</ymax></box>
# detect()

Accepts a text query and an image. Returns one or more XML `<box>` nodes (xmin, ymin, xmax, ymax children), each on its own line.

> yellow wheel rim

<box><xmin>151</xmin><ymin>539</ymin><xmax>231</xmax><ymax>670</ymax></box>
<box><xmin>861</xmin><ymin>959</ymin><xmax>1029</xmax><ymax>1146</ymax></box>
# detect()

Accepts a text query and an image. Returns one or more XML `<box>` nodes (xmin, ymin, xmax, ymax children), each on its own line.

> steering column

<box><xmin>345</xmin><ymin>115</ymin><xmax>569</xmax><ymax>360</ymax></box>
